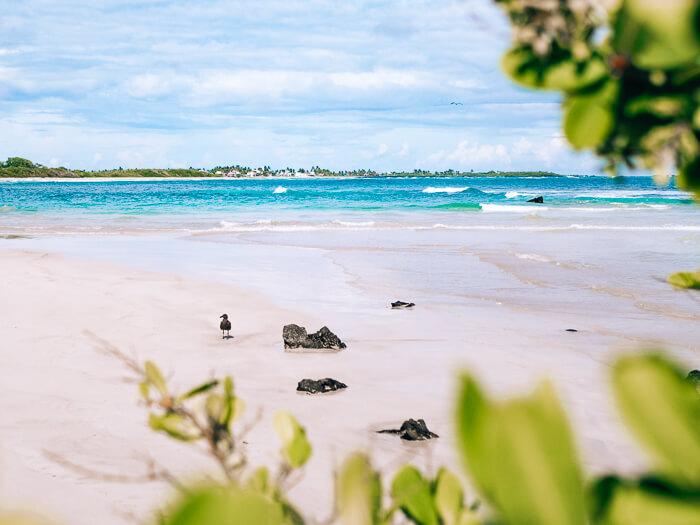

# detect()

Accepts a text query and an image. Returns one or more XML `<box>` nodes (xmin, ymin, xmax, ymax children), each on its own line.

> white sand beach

<box><xmin>1</xmin><ymin>235</ymin><xmax>698</xmax><ymax>524</ymax></box>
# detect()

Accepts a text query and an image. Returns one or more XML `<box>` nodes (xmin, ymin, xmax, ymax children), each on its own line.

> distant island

<box><xmin>0</xmin><ymin>157</ymin><xmax>567</xmax><ymax>179</ymax></box>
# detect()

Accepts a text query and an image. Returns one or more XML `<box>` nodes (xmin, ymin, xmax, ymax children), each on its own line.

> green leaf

<box><xmin>164</xmin><ymin>486</ymin><xmax>289</xmax><ymax>525</ymax></box>
<box><xmin>612</xmin><ymin>354</ymin><xmax>700</xmax><ymax>487</ymax></box>
<box><xmin>542</xmin><ymin>58</ymin><xmax>608</xmax><ymax>92</ymax></box>
<box><xmin>500</xmin><ymin>47</ymin><xmax>542</xmax><ymax>89</ymax></box>
<box><xmin>144</xmin><ymin>361</ymin><xmax>167</xmax><ymax>396</ymax></box>
<box><xmin>614</xmin><ymin>0</ymin><xmax>700</xmax><ymax>69</ymax></box>
<box><xmin>337</xmin><ymin>453</ymin><xmax>382</xmax><ymax>525</ymax></box>
<box><xmin>591</xmin><ymin>478</ymin><xmax>700</xmax><ymax>525</ymax></box>
<box><xmin>668</xmin><ymin>270</ymin><xmax>700</xmax><ymax>290</ymax></box>
<box><xmin>456</xmin><ymin>375</ymin><xmax>585</xmax><ymax>525</ymax></box>
<box><xmin>391</xmin><ymin>465</ymin><xmax>440</xmax><ymax>525</ymax></box>
<box><xmin>434</xmin><ymin>468</ymin><xmax>465</xmax><ymax>525</ymax></box>
<box><xmin>564</xmin><ymin>82</ymin><xmax>618</xmax><ymax>150</ymax></box>
<box><xmin>501</xmin><ymin>47</ymin><xmax>607</xmax><ymax>92</ymax></box>
<box><xmin>177</xmin><ymin>380</ymin><xmax>219</xmax><ymax>402</ymax></box>
<box><xmin>248</xmin><ymin>467</ymin><xmax>271</xmax><ymax>494</ymax></box>
<box><xmin>625</xmin><ymin>96</ymin><xmax>689</xmax><ymax>118</ymax></box>
<box><xmin>205</xmin><ymin>394</ymin><xmax>224</xmax><ymax>422</ymax></box>
<box><xmin>139</xmin><ymin>381</ymin><xmax>150</xmax><ymax>400</ymax></box>
<box><xmin>273</xmin><ymin>412</ymin><xmax>312</xmax><ymax>469</ymax></box>
<box><xmin>677</xmin><ymin>156</ymin><xmax>700</xmax><ymax>198</ymax></box>
<box><xmin>221</xmin><ymin>376</ymin><xmax>245</xmax><ymax>428</ymax></box>
<box><xmin>148</xmin><ymin>413</ymin><xmax>200</xmax><ymax>441</ymax></box>
<box><xmin>230</xmin><ymin>397</ymin><xmax>246</xmax><ymax>424</ymax></box>
<box><xmin>457</xmin><ymin>509</ymin><xmax>481</xmax><ymax>525</ymax></box>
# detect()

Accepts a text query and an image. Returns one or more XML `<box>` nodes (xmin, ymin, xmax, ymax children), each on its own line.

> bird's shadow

<box><xmin>222</xmin><ymin>335</ymin><xmax>235</xmax><ymax>340</ymax></box>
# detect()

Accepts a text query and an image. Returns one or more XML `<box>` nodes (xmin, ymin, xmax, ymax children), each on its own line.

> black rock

<box><xmin>378</xmin><ymin>418</ymin><xmax>439</xmax><ymax>441</ymax></box>
<box><xmin>283</xmin><ymin>324</ymin><xmax>308</xmax><ymax>347</ymax></box>
<box><xmin>527</xmin><ymin>196</ymin><xmax>544</xmax><ymax>203</ymax></box>
<box><xmin>283</xmin><ymin>324</ymin><xmax>346</xmax><ymax>350</ymax></box>
<box><xmin>687</xmin><ymin>370</ymin><xmax>700</xmax><ymax>388</ymax></box>
<box><xmin>297</xmin><ymin>378</ymin><xmax>348</xmax><ymax>394</ymax></box>
<box><xmin>391</xmin><ymin>301</ymin><xmax>415</xmax><ymax>309</ymax></box>
<box><xmin>565</xmin><ymin>329</ymin><xmax>578</xmax><ymax>332</ymax></box>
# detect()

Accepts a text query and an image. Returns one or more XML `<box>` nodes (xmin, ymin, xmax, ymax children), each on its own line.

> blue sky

<box><xmin>0</xmin><ymin>0</ymin><xmax>600</xmax><ymax>173</ymax></box>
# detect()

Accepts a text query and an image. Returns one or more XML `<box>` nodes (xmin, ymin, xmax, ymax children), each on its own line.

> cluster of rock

<box><xmin>378</xmin><ymin>418</ymin><xmax>439</xmax><ymax>441</ymax></box>
<box><xmin>283</xmin><ymin>324</ymin><xmax>346</xmax><ymax>351</ymax></box>
<box><xmin>282</xmin><ymin>318</ymin><xmax>437</xmax><ymax>441</ymax></box>
<box><xmin>297</xmin><ymin>378</ymin><xmax>347</xmax><ymax>394</ymax></box>
<box><xmin>527</xmin><ymin>196</ymin><xmax>544</xmax><ymax>203</ymax></box>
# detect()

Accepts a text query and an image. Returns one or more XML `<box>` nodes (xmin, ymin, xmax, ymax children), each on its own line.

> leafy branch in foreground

<box><xmin>136</xmin><ymin>360</ymin><xmax>310</xmax><ymax>524</ymax></box>
<box><xmin>137</xmin><ymin>352</ymin><xmax>698</xmax><ymax>525</ymax></box>
<box><xmin>456</xmin><ymin>352</ymin><xmax>700</xmax><ymax>525</ymax></box>
<box><xmin>494</xmin><ymin>0</ymin><xmax>700</xmax><ymax>197</ymax></box>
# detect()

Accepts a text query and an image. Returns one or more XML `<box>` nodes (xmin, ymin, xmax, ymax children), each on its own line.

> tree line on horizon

<box><xmin>0</xmin><ymin>157</ymin><xmax>567</xmax><ymax>178</ymax></box>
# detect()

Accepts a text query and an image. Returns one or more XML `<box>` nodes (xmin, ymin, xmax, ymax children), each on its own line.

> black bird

<box><xmin>219</xmin><ymin>313</ymin><xmax>232</xmax><ymax>339</ymax></box>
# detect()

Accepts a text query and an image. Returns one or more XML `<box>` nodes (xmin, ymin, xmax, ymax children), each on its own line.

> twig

<box><xmin>238</xmin><ymin>406</ymin><xmax>264</xmax><ymax>441</ymax></box>
<box><xmin>83</xmin><ymin>329</ymin><xmax>143</xmax><ymax>375</ymax></box>
<box><xmin>43</xmin><ymin>450</ymin><xmax>177</xmax><ymax>486</ymax></box>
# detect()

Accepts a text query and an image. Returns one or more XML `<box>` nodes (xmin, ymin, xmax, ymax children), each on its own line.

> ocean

<box><xmin>0</xmin><ymin>175</ymin><xmax>697</xmax><ymax>235</ymax></box>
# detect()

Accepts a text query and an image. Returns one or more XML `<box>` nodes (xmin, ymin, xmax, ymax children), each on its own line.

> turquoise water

<box><xmin>0</xmin><ymin>176</ymin><xmax>697</xmax><ymax>234</ymax></box>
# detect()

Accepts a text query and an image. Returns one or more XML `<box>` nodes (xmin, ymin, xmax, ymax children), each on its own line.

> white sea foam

<box><xmin>505</xmin><ymin>191</ymin><xmax>520</xmax><ymax>199</ymax></box>
<box><xmin>422</xmin><ymin>186</ymin><xmax>470</xmax><ymax>194</ymax></box>
<box><xmin>481</xmin><ymin>204</ymin><xmax>548</xmax><ymax>213</ymax></box>
<box><xmin>574</xmin><ymin>191</ymin><xmax>689</xmax><ymax>199</ymax></box>
<box><xmin>565</xmin><ymin>205</ymin><xmax>671</xmax><ymax>212</ymax></box>
<box><xmin>331</xmin><ymin>220</ymin><xmax>376</xmax><ymax>227</ymax></box>
<box><xmin>273</xmin><ymin>186</ymin><xmax>288</xmax><ymax>194</ymax></box>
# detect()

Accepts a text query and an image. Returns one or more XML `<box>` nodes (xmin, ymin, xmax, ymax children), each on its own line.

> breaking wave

<box><xmin>422</xmin><ymin>186</ymin><xmax>470</xmax><ymax>194</ymax></box>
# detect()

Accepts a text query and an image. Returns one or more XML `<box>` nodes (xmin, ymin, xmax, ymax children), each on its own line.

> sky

<box><xmin>0</xmin><ymin>0</ymin><xmax>601</xmax><ymax>173</ymax></box>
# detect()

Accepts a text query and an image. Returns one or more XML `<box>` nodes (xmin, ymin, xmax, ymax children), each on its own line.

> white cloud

<box><xmin>124</xmin><ymin>74</ymin><xmax>175</xmax><ymax>98</ymax></box>
<box><xmin>330</xmin><ymin>69</ymin><xmax>425</xmax><ymax>90</ymax></box>
<box><xmin>398</xmin><ymin>142</ymin><xmax>409</xmax><ymax>156</ymax></box>
<box><xmin>446</xmin><ymin>140</ymin><xmax>510</xmax><ymax>165</ymax></box>
<box><xmin>377</xmin><ymin>143</ymin><xmax>388</xmax><ymax>155</ymax></box>
<box><xmin>448</xmin><ymin>79</ymin><xmax>477</xmax><ymax>89</ymax></box>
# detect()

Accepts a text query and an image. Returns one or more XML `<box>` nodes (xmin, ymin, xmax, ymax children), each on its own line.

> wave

<box><xmin>505</xmin><ymin>191</ymin><xmax>519</xmax><ymax>199</ymax></box>
<box><xmin>273</xmin><ymin>186</ymin><xmax>288</xmax><ymax>194</ymax></box>
<box><xmin>574</xmin><ymin>191</ymin><xmax>690</xmax><ymax>199</ymax></box>
<box><xmin>422</xmin><ymin>186</ymin><xmax>470</xmax><ymax>194</ymax></box>
<box><xmin>331</xmin><ymin>220</ymin><xmax>376</xmax><ymax>227</ymax></box>
<box><xmin>433</xmin><ymin>203</ymin><xmax>482</xmax><ymax>211</ymax></box>
<box><xmin>205</xmin><ymin>219</ymin><xmax>700</xmax><ymax>234</ymax></box>
<box><xmin>480</xmin><ymin>204</ymin><xmax>547</xmax><ymax>213</ymax></box>
<box><xmin>564</xmin><ymin>205</ymin><xmax>671</xmax><ymax>212</ymax></box>
<box><xmin>9</xmin><ymin>221</ymin><xmax>700</xmax><ymax>236</ymax></box>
